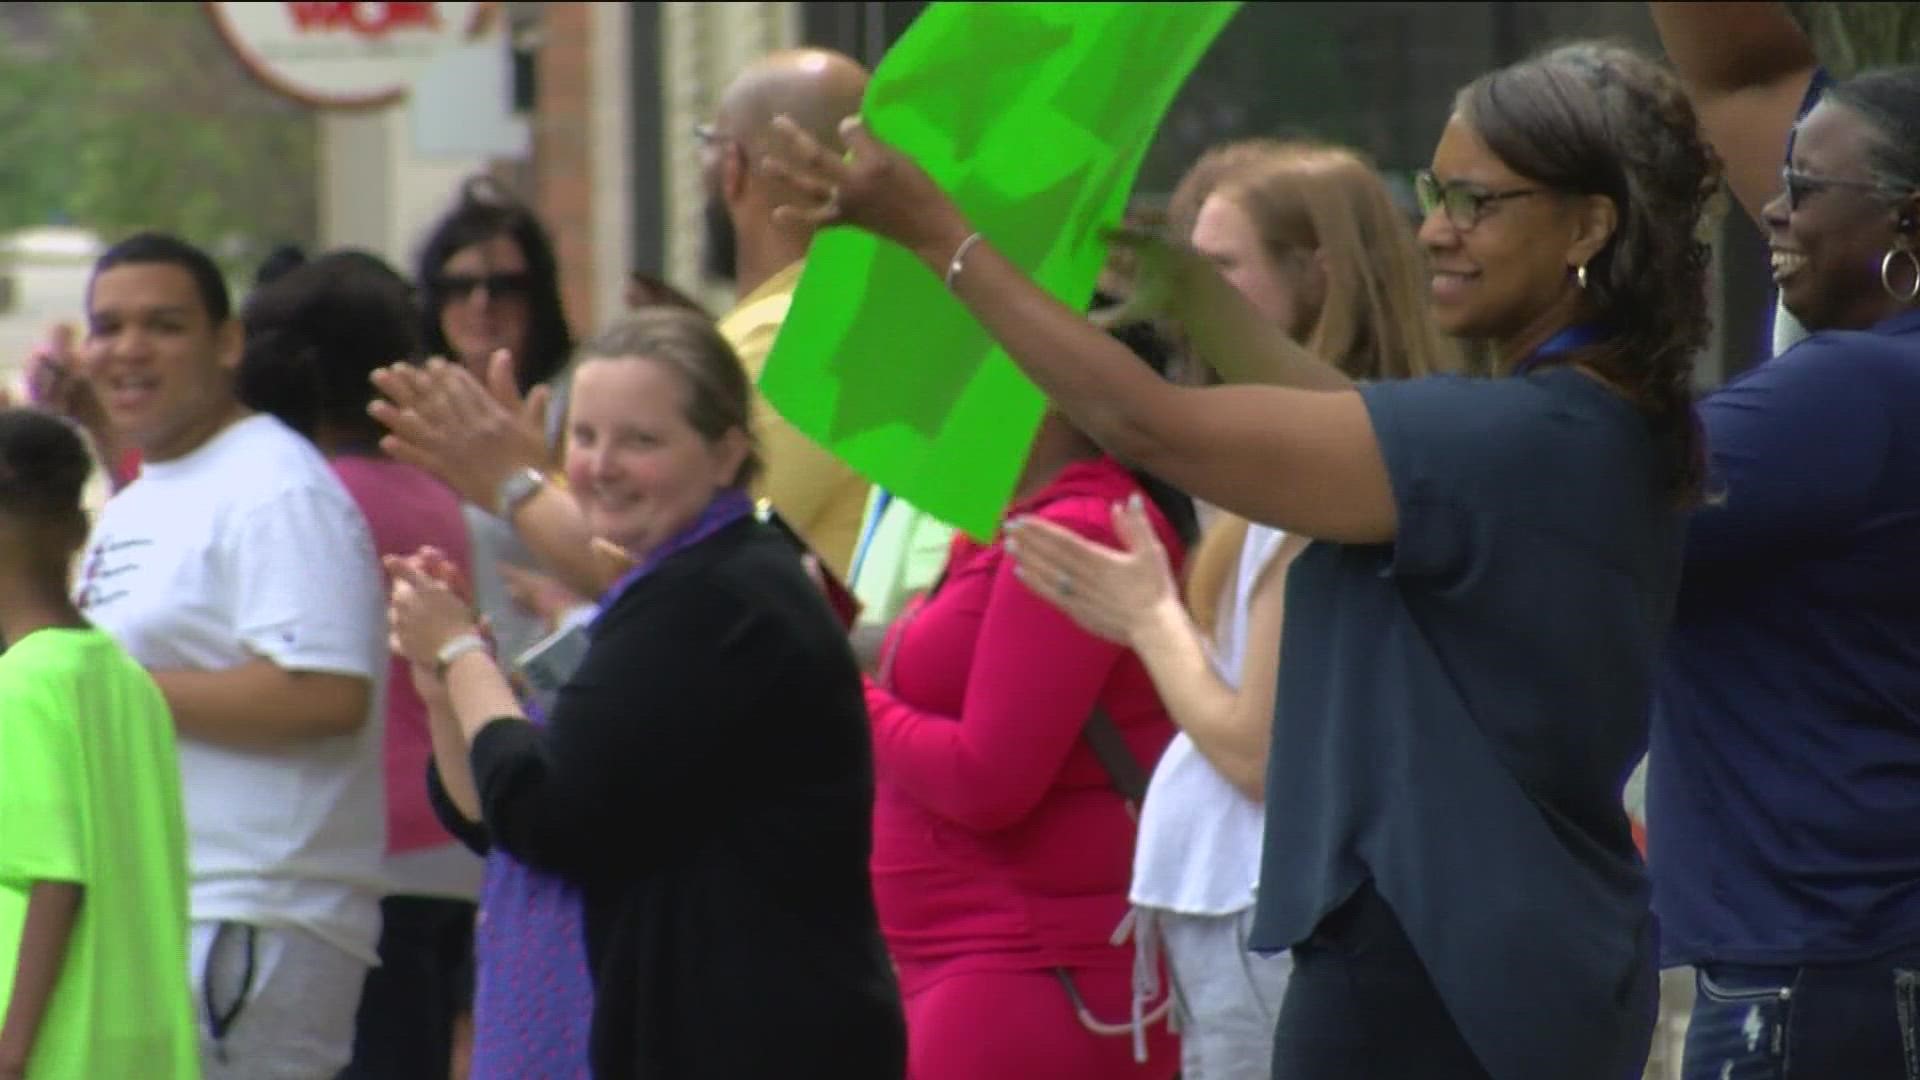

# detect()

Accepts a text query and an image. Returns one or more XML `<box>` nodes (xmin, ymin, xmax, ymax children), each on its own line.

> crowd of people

<box><xmin>1</xmin><ymin>3</ymin><xmax>1918</xmax><ymax>1079</ymax></box>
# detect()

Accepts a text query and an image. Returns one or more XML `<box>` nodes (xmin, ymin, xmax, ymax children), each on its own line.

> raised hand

<box><xmin>484</xmin><ymin>347</ymin><xmax>554</xmax><ymax>445</ymax></box>
<box><xmin>1091</xmin><ymin>226</ymin><xmax>1216</xmax><ymax>330</ymax></box>
<box><xmin>1004</xmin><ymin>493</ymin><xmax>1178</xmax><ymax>646</ymax></box>
<box><xmin>760</xmin><ymin>114</ymin><xmax>973</xmax><ymax>263</ymax></box>
<box><xmin>24</xmin><ymin>323</ymin><xmax>104</xmax><ymax>428</ymax></box>
<box><xmin>368</xmin><ymin>355</ymin><xmax>551</xmax><ymax>509</ymax></box>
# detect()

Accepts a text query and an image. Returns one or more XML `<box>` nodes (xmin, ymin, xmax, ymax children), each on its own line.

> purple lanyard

<box><xmin>1513</xmin><ymin>322</ymin><xmax>1610</xmax><ymax>376</ymax></box>
<box><xmin>590</xmin><ymin>488</ymin><xmax>754</xmax><ymax>631</ymax></box>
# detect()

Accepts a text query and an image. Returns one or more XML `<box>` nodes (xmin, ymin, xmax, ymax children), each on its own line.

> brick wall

<box><xmin>533</xmin><ymin>1</ymin><xmax>598</xmax><ymax>334</ymax></box>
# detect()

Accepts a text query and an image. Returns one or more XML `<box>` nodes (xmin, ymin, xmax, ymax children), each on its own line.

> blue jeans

<box><xmin>1682</xmin><ymin>959</ymin><xmax>1920</xmax><ymax>1079</ymax></box>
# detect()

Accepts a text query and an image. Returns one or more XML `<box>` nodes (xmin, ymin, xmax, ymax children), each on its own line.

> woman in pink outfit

<box><xmin>864</xmin><ymin>315</ymin><xmax>1192</xmax><ymax>1080</ymax></box>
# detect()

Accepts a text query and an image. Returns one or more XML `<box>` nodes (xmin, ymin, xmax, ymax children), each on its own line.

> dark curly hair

<box><xmin>1460</xmin><ymin>41</ymin><xmax>1722</xmax><ymax>505</ymax></box>
<box><xmin>416</xmin><ymin>176</ymin><xmax>575</xmax><ymax>395</ymax></box>
<box><xmin>0</xmin><ymin>408</ymin><xmax>93</xmax><ymax>567</ymax></box>
<box><xmin>239</xmin><ymin>250</ymin><xmax>421</xmax><ymax>442</ymax></box>
<box><xmin>1093</xmin><ymin>289</ymin><xmax>1201</xmax><ymax>548</ymax></box>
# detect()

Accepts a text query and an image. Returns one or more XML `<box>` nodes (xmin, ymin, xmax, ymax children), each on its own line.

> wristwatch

<box><xmin>493</xmin><ymin>466</ymin><xmax>547</xmax><ymax>522</ymax></box>
<box><xmin>434</xmin><ymin>632</ymin><xmax>490</xmax><ymax>679</ymax></box>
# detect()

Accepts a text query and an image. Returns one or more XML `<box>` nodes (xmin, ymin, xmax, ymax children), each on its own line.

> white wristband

<box><xmin>433</xmin><ymin>632</ymin><xmax>489</xmax><ymax>679</ymax></box>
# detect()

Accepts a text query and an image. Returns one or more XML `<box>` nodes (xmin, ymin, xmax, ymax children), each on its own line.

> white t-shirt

<box><xmin>76</xmin><ymin>414</ymin><xmax>388</xmax><ymax>965</ymax></box>
<box><xmin>1129</xmin><ymin>524</ymin><xmax>1289</xmax><ymax>915</ymax></box>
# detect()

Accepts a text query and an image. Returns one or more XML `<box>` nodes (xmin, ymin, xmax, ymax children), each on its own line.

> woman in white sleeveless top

<box><xmin>1008</xmin><ymin>139</ymin><xmax>1458</xmax><ymax>1078</ymax></box>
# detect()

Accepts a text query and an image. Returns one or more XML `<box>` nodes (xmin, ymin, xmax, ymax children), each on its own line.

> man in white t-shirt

<box><xmin>70</xmin><ymin>233</ymin><xmax>387</xmax><ymax>1080</ymax></box>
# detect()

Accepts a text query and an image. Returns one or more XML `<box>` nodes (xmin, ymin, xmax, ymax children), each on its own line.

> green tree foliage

<box><xmin>0</xmin><ymin>2</ymin><xmax>318</xmax><ymax>265</ymax></box>
<box><xmin>0</xmin><ymin>5</ymin><xmax>84</xmax><ymax>232</ymax></box>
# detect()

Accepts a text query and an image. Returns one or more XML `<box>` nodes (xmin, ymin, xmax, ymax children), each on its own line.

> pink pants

<box><xmin>898</xmin><ymin>962</ymin><xmax>1178</xmax><ymax>1080</ymax></box>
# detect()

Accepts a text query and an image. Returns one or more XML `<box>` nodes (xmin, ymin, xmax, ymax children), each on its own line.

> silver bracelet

<box><xmin>493</xmin><ymin>466</ymin><xmax>546</xmax><ymax>522</ymax></box>
<box><xmin>944</xmin><ymin>231</ymin><xmax>985</xmax><ymax>290</ymax></box>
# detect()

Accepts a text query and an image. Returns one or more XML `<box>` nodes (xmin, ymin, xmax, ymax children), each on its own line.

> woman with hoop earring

<box><xmin>1652</xmin><ymin>6</ymin><xmax>1920</xmax><ymax>1074</ymax></box>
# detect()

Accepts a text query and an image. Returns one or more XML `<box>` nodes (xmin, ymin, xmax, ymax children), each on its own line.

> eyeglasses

<box><xmin>1415</xmin><ymin>169</ymin><xmax>1544</xmax><ymax>230</ymax></box>
<box><xmin>434</xmin><ymin>272</ymin><xmax>533</xmax><ymax>301</ymax></box>
<box><xmin>1780</xmin><ymin>166</ymin><xmax>1889</xmax><ymax>212</ymax></box>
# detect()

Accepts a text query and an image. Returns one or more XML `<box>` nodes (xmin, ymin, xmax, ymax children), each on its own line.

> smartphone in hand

<box><xmin>755</xmin><ymin>500</ymin><xmax>863</xmax><ymax>629</ymax></box>
<box><xmin>512</xmin><ymin>620</ymin><xmax>593</xmax><ymax>695</ymax></box>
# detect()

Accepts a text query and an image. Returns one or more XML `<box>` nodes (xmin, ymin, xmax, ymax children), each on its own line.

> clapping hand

<box><xmin>368</xmin><ymin>350</ymin><xmax>553</xmax><ymax>509</ymax></box>
<box><xmin>1004</xmin><ymin>493</ymin><xmax>1177</xmax><ymax>646</ymax></box>
<box><xmin>385</xmin><ymin>546</ymin><xmax>482</xmax><ymax>670</ymax></box>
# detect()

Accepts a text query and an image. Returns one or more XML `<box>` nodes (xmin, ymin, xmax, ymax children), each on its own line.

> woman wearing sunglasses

<box><xmin>417</xmin><ymin>177</ymin><xmax>575</xmax><ymax>401</ymax></box>
<box><xmin>1651</xmin><ymin>7</ymin><xmax>1920</xmax><ymax>1077</ymax></box>
<box><xmin>411</xmin><ymin>180</ymin><xmax>582</xmax><ymax>699</ymax></box>
<box><xmin>762</xmin><ymin>39</ymin><xmax>1716</xmax><ymax>1080</ymax></box>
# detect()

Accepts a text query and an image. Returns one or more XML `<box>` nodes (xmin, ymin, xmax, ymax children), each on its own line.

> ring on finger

<box><xmin>820</xmin><ymin>183</ymin><xmax>843</xmax><ymax>219</ymax></box>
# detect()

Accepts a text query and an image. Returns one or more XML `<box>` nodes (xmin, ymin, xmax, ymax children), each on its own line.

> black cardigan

<box><xmin>430</xmin><ymin>519</ymin><xmax>906</xmax><ymax>1079</ymax></box>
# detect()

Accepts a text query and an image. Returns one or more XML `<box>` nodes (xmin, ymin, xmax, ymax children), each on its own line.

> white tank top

<box><xmin>1128</xmin><ymin>524</ymin><xmax>1288</xmax><ymax>914</ymax></box>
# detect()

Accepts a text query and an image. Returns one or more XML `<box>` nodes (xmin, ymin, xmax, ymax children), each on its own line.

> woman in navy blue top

<box><xmin>762</xmin><ymin>39</ymin><xmax>1717</xmax><ymax>1080</ymax></box>
<box><xmin>1655</xmin><ymin>6</ymin><xmax>1920</xmax><ymax>1077</ymax></box>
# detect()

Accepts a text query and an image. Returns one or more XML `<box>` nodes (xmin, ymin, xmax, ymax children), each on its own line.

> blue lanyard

<box><xmin>849</xmin><ymin>488</ymin><xmax>893</xmax><ymax>585</ymax></box>
<box><xmin>1513</xmin><ymin>322</ymin><xmax>1609</xmax><ymax>375</ymax></box>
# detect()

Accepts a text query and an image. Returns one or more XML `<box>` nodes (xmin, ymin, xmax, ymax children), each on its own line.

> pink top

<box><xmin>331</xmin><ymin>454</ymin><xmax>475</xmax><ymax>855</ymax></box>
<box><xmin>865</xmin><ymin>457</ymin><xmax>1181</xmax><ymax>981</ymax></box>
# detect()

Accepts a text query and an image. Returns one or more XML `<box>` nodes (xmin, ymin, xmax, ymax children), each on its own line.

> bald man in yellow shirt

<box><xmin>703</xmin><ymin>48</ymin><xmax>873</xmax><ymax>579</ymax></box>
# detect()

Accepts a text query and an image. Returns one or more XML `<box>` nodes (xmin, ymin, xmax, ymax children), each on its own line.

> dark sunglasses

<box><xmin>434</xmin><ymin>271</ymin><xmax>534</xmax><ymax>301</ymax></box>
<box><xmin>1779</xmin><ymin>166</ymin><xmax>1888</xmax><ymax>212</ymax></box>
<box><xmin>1414</xmin><ymin>169</ymin><xmax>1544</xmax><ymax>230</ymax></box>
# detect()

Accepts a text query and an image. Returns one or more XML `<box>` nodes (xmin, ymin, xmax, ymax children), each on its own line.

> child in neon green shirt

<box><xmin>0</xmin><ymin>409</ymin><xmax>199</xmax><ymax>1080</ymax></box>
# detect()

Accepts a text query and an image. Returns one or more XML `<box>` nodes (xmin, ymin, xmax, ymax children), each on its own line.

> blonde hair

<box><xmin>1170</xmin><ymin>140</ymin><xmax>1460</xmax><ymax>629</ymax></box>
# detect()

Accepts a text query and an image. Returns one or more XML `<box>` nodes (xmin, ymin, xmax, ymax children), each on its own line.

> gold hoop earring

<box><xmin>1575</xmin><ymin>263</ymin><xmax>1589</xmax><ymax>290</ymax></box>
<box><xmin>1882</xmin><ymin>247</ymin><xmax>1920</xmax><ymax>303</ymax></box>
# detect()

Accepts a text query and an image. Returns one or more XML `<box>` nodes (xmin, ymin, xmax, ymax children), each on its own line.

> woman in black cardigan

<box><xmin>382</xmin><ymin>308</ymin><xmax>907</xmax><ymax>1079</ymax></box>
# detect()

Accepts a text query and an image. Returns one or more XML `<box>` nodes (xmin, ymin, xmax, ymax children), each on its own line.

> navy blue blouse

<box><xmin>1652</xmin><ymin>308</ymin><xmax>1920</xmax><ymax>966</ymax></box>
<box><xmin>1251</xmin><ymin>369</ymin><xmax>1683</xmax><ymax>1080</ymax></box>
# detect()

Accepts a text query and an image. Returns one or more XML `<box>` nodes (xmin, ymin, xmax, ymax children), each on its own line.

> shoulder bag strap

<box><xmin>1083</xmin><ymin>704</ymin><xmax>1149</xmax><ymax>812</ymax></box>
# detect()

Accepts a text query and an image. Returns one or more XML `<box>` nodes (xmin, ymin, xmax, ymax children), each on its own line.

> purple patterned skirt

<box><xmin>468</xmin><ymin>708</ymin><xmax>595</xmax><ymax>1079</ymax></box>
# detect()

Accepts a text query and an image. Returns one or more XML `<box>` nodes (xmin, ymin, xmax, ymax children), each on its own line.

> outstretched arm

<box><xmin>763</xmin><ymin>116</ymin><xmax>1395</xmax><ymax>544</ymax></box>
<box><xmin>1650</xmin><ymin>2</ymin><xmax>1818</xmax><ymax>226</ymax></box>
